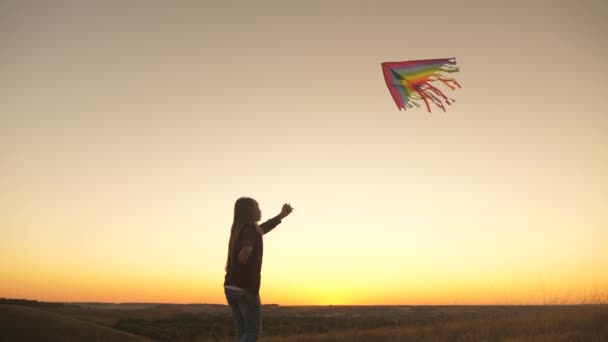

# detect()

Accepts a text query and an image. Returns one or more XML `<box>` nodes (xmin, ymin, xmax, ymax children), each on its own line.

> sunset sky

<box><xmin>1</xmin><ymin>1</ymin><xmax>607</xmax><ymax>305</ymax></box>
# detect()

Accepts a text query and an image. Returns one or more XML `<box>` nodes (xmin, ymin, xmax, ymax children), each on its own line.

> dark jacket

<box><xmin>224</xmin><ymin>216</ymin><xmax>282</xmax><ymax>295</ymax></box>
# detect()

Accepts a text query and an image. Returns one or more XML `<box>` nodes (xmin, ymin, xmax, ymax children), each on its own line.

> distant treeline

<box><xmin>0</xmin><ymin>298</ymin><xmax>65</xmax><ymax>308</ymax></box>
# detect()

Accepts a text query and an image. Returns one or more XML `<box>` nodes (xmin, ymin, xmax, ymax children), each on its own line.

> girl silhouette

<box><xmin>224</xmin><ymin>197</ymin><xmax>293</xmax><ymax>341</ymax></box>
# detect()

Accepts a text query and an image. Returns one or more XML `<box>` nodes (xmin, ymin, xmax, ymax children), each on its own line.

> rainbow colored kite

<box><xmin>381</xmin><ymin>57</ymin><xmax>461</xmax><ymax>112</ymax></box>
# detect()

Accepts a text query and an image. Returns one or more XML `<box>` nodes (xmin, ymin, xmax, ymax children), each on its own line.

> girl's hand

<box><xmin>280</xmin><ymin>203</ymin><xmax>293</xmax><ymax>219</ymax></box>
<box><xmin>237</xmin><ymin>245</ymin><xmax>253</xmax><ymax>264</ymax></box>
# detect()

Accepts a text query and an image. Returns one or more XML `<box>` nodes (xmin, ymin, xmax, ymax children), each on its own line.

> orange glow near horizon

<box><xmin>1</xmin><ymin>1</ymin><xmax>607</xmax><ymax>306</ymax></box>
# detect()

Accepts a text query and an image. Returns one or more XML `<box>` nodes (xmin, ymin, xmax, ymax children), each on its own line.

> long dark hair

<box><xmin>225</xmin><ymin>197</ymin><xmax>258</xmax><ymax>271</ymax></box>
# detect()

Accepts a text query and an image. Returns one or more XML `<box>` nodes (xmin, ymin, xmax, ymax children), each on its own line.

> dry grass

<box><xmin>0</xmin><ymin>304</ymin><xmax>151</xmax><ymax>342</ymax></box>
<box><xmin>264</xmin><ymin>305</ymin><xmax>608</xmax><ymax>342</ymax></box>
<box><xmin>2</xmin><ymin>297</ymin><xmax>607</xmax><ymax>341</ymax></box>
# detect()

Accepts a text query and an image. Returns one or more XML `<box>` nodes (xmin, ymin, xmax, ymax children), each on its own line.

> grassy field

<box><xmin>1</xmin><ymin>298</ymin><xmax>607</xmax><ymax>341</ymax></box>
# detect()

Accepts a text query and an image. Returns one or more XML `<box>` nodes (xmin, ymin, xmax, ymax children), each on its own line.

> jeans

<box><xmin>225</xmin><ymin>288</ymin><xmax>262</xmax><ymax>342</ymax></box>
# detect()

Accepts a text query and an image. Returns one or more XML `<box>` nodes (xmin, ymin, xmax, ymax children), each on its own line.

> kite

<box><xmin>381</xmin><ymin>57</ymin><xmax>461</xmax><ymax>112</ymax></box>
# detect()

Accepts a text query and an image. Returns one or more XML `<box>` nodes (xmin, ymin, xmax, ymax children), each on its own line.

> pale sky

<box><xmin>1</xmin><ymin>0</ymin><xmax>607</xmax><ymax>305</ymax></box>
